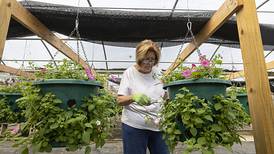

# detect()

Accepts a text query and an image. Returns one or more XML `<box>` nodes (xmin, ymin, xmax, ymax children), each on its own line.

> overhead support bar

<box><xmin>0</xmin><ymin>64</ymin><xmax>35</xmax><ymax>79</ymax></box>
<box><xmin>227</xmin><ymin>49</ymin><xmax>274</xmax><ymax>79</ymax></box>
<box><xmin>164</xmin><ymin>0</ymin><xmax>243</xmax><ymax>75</ymax></box>
<box><xmin>101</xmin><ymin>41</ymin><xmax>109</xmax><ymax>70</ymax></box>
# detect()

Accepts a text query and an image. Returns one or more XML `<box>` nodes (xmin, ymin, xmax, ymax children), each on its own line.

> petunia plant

<box><xmin>160</xmin><ymin>54</ymin><xmax>251</xmax><ymax>154</ymax></box>
<box><xmin>10</xmin><ymin>59</ymin><xmax>121</xmax><ymax>154</ymax></box>
<box><xmin>162</xmin><ymin>54</ymin><xmax>224</xmax><ymax>84</ymax></box>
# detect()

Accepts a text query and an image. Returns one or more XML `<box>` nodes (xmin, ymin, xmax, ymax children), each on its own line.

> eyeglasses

<box><xmin>142</xmin><ymin>58</ymin><xmax>156</xmax><ymax>64</ymax></box>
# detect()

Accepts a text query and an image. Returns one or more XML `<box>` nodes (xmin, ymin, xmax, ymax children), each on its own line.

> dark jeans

<box><xmin>122</xmin><ymin>123</ymin><xmax>169</xmax><ymax>154</ymax></box>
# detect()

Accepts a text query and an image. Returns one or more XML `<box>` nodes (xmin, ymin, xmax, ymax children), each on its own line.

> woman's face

<box><xmin>139</xmin><ymin>51</ymin><xmax>156</xmax><ymax>74</ymax></box>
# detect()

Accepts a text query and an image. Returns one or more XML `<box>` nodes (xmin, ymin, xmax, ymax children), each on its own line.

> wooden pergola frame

<box><xmin>164</xmin><ymin>0</ymin><xmax>274</xmax><ymax>153</ymax></box>
<box><xmin>0</xmin><ymin>0</ymin><xmax>273</xmax><ymax>153</ymax></box>
<box><xmin>0</xmin><ymin>0</ymin><xmax>95</xmax><ymax>79</ymax></box>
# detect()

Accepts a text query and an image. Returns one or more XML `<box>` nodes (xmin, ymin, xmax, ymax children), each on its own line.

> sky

<box><xmin>3</xmin><ymin>0</ymin><xmax>274</xmax><ymax>73</ymax></box>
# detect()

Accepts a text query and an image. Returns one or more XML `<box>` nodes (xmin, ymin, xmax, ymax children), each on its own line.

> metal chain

<box><xmin>186</xmin><ymin>0</ymin><xmax>202</xmax><ymax>57</ymax></box>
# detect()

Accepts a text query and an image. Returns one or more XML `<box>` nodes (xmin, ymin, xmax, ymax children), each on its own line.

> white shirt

<box><xmin>118</xmin><ymin>65</ymin><xmax>165</xmax><ymax>131</ymax></box>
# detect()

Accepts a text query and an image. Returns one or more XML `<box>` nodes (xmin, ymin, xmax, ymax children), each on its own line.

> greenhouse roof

<box><xmin>2</xmin><ymin>0</ymin><xmax>274</xmax><ymax>74</ymax></box>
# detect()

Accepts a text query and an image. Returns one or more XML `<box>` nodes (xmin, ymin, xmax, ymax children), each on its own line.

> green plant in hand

<box><xmin>160</xmin><ymin>88</ymin><xmax>251</xmax><ymax>154</ymax></box>
<box><xmin>132</xmin><ymin>93</ymin><xmax>151</xmax><ymax>106</ymax></box>
<box><xmin>15</xmin><ymin>84</ymin><xmax>119</xmax><ymax>154</ymax></box>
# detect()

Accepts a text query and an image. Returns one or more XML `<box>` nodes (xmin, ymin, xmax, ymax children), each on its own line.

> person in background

<box><xmin>117</xmin><ymin>39</ymin><xmax>169</xmax><ymax>154</ymax></box>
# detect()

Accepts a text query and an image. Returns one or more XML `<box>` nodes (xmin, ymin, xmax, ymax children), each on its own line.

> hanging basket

<box><xmin>164</xmin><ymin>78</ymin><xmax>231</xmax><ymax>142</ymax></box>
<box><xmin>33</xmin><ymin>79</ymin><xmax>102</xmax><ymax>109</ymax></box>
<box><xmin>0</xmin><ymin>92</ymin><xmax>22</xmax><ymax>112</ymax></box>
<box><xmin>237</xmin><ymin>93</ymin><xmax>249</xmax><ymax>114</ymax></box>
<box><xmin>164</xmin><ymin>78</ymin><xmax>231</xmax><ymax>102</ymax></box>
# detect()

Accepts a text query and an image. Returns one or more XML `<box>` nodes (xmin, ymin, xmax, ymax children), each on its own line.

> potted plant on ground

<box><xmin>13</xmin><ymin>59</ymin><xmax>120</xmax><ymax>154</ymax></box>
<box><xmin>160</xmin><ymin>55</ymin><xmax>251</xmax><ymax>154</ymax></box>
<box><xmin>227</xmin><ymin>86</ymin><xmax>249</xmax><ymax>114</ymax></box>
<box><xmin>0</xmin><ymin>82</ymin><xmax>22</xmax><ymax>125</ymax></box>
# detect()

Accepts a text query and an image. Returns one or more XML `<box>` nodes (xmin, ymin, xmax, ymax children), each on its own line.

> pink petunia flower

<box><xmin>182</xmin><ymin>69</ymin><xmax>192</xmax><ymax>78</ymax></box>
<box><xmin>199</xmin><ymin>55</ymin><xmax>210</xmax><ymax>67</ymax></box>
<box><xmin>85</xmin><ymin>68</ymin><xmax>95</xmax><ymax>80</ymax></box>
<box><xmin>191</xmin><ymin>64</ymin><xmax>196</xmax><ymax>68</ymax></box>
<box><xmin>200</xmin><ymin>59</ymin><xmax>210</xmax><ymax>67</ymax></box>
<box><xmin>10</xmin><ymin>124</ymin><xmax>20</xmax><ymax>135</ymax></box>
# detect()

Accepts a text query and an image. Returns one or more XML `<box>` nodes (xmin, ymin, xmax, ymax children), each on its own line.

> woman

<box><xmin>117</xmin><ymin>40</ymin><xmax>169</xmax><ymax>154</ymax></box>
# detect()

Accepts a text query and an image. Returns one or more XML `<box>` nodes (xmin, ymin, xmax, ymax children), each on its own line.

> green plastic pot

<box><xmin>164</xmin><ymin>78</ymin><xmax>231</xmax><ymax>102</ymax></box>
<box><xmin>33</xmin><ymin>79</ymin><xmax>102</xmax><ymax>109</ymax></box>
<box><xmin>237</xmin><ymin>93</ymin><xmax>249</xmax><ymax>114</ymax></box>
<box><xmin>0</xmin><ymin>92</ymin><xmax>22</xmax><ymax>112</ymax></box>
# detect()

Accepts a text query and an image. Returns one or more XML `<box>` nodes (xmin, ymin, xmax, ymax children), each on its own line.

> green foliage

<box><xmin>32</xmin><ymin>59</ymin><xmax>86</xmax><ymax>80</ymax></box>
<box><xmin>160</xmin><ymin>88</ymin><xmax>251</xmax><ymax>153</ymax></box>
<box><xmin>0</xmin><ymin>81</ymin><xmax>31</xmax><ymax>124</ymax></box>
<box><xmin>162</xmin><ymin>55</ymin><xmax>224</xmax><ymax>84</ymax></box>
<box><xmin>14</xmin><ymin>83</ymin><xmax>119</xmax><ymax>153</ymax></box>
<box><xmin>0</xmin><ymin>98</ymin><xmax>20</xmax><ymax>123</ymax></box>
<box><xmin>0</xmin><ymin>82</ymin><xmax>22</xmax><ymax>93</ymax></box>
<box><xmin>227</xmin><ymin>86</ymin><xmax>247</xmax><ymax>97</ymax></box>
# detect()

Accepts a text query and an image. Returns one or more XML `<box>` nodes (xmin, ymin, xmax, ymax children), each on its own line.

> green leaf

<box><xmin>88</xmin><ymin>104</ymin><xmax>95</xmax><ymax>112</ymax></box>
<box><xmin>197</xmin><ymin>137</ymin><xmax>206</xmax><ymax>145</ymax></box>
<box><xmin>214</xmin><ymin>103</ymin><xmax>222</xmax><ymax>110</ymax></box>
<box><xmin>82</xmin><ymin>131</ymin><xmax>91</xmax><ymax>144</ymax></box>
<box><xmin>194</xmin><ymin>118</ymin><xmax>204</xmax><ymax>124</ymax></box>
<box><xmin>204</xmin><ymin>115</ymin><xmax>213</xmax><ymax>122</ymax></box>
<box><xmin>202</xmin><ymin>149</ymin><xmax>214</xmax><ymax>154</ymax></box>
<box><xmin>21</xmin><ymin>147</ymin><xmax>29</xmax><ymax>154</ymax></box>
<box><xmin>50</xmin><ymin>123</ymin><xmax>59</xmax><ymax>129</ymax></box>
<box><xmin>85</xmin><ymin>146</ymin><xmax>92</xmax><ymax>154</ymax></box>
<box><xmin>84</xmin><ymin>123</ymin><xmax>93</xmax><ymax>128</ymax></box>
<box><xmin>190</xmin><ymin>128</ymin><xmax>197</xmax><ymax>136</ymax></box>
<box><xmin>174</xmin><ymin>129</ymin><xmax>181</xmax><ymax>135</ymax></box>
<box><xmin>183</xmin><ymin>114</ymin><xmax>190</xmax><ymax>121</ymax></box>
<box><xmin>211</xmin><ymin>125</ymin><xmax>222</xmax><ymax>132</ymax></box>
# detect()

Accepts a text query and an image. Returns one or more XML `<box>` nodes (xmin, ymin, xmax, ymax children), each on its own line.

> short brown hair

<box><xmin>135</xmin><ymin>39</ymin><xmax>161</xmax><ymax>66</ymax></box>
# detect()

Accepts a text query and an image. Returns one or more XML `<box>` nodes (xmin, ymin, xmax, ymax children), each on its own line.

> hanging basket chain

<box><xmin>186</xmin><ymin>0</ymin><xmax>202</xmax><ymax>57</ymax></box>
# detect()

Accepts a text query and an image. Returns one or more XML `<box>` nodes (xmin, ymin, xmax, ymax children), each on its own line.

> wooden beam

<box><xmin>227</xmin><ymin>60</ymin><xmax>274</xmax><ymax>79</ymax></box>
<box><xmin>8</xmin><ymin>0</ymin><xmax>95</xmax><ymax>74</ymax></box>
<box><xmin>0</xmin><ymin>64</ymin><xmax>35</xmax><ymax>79</ymax></box>
<box><xmin>236</xmin><ymin>0</ymin><xmax>274</xmax><ymax>153</ymax></box>
<box><xmin>164</xmin><ymin>0</ymin><xmax>243</xmax><ymax>75</ymax></box>
<box><xmin>0</xmin><ymin>0</ymin><xmax>11</xmax><ymax>59</ymax></box>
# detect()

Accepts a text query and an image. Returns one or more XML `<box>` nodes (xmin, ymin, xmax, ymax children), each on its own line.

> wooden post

<box><xmin>236</xmin><ymin>0</ymin><xmax>274</xmax><ymax>153</ymax></box>
<box><xmin>164</xmin><ymin>0</ymin><xmax>243</xmax><ymax>76</ymax></box>
<box><xmin>0</xmin><ymin>0</ymin><xmax>11</xmax><ymax>59</ymax></box>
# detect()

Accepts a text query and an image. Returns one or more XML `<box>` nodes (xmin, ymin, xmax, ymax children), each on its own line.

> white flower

<box><xmin>96</xmin><ymin>120</ymin><xmax>101</xmax><ymax>126</ymax></box>
<box><xmin>154</xmin><ymin>118</ymin><xmax>161</xmax><ymax>126</ymax></box>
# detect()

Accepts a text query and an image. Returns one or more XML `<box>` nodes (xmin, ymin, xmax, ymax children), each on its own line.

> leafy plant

<box><xmin>160</xmin><ymin>88</ymin><xmax>251</xmax><ymax>154</ymax></box>
<box><xmin>0</xmin><ymin>98</ymin><xmax>19</xmax><ymax>123</ymax></box>
<box><xmin>0</xmin><ymin>82</ymin><xmax>22</xmax><ymax>93</ymax></box>
<box><xmin>31</xmin><ymin>59</ymin><xmax>93</xmax><ymax>80</ymax></box>
<box><xmin>227</xmin><ymin>86</ymin><xmax>247</xmax><ymax>97</ymax></box>
<box><xmin>15</xmin><ymin>83</ymin><xmax>119</xmax><ymax>153</ymax></box>
<box><xmin>162</xmin><ymin>55</ymin><xmax>224</xmax><ymax>84</ymax></box>
<box><xmin>0</xmin><ymin>81</ymin><xmax>31</xmax><ymax>124</ymax></box>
